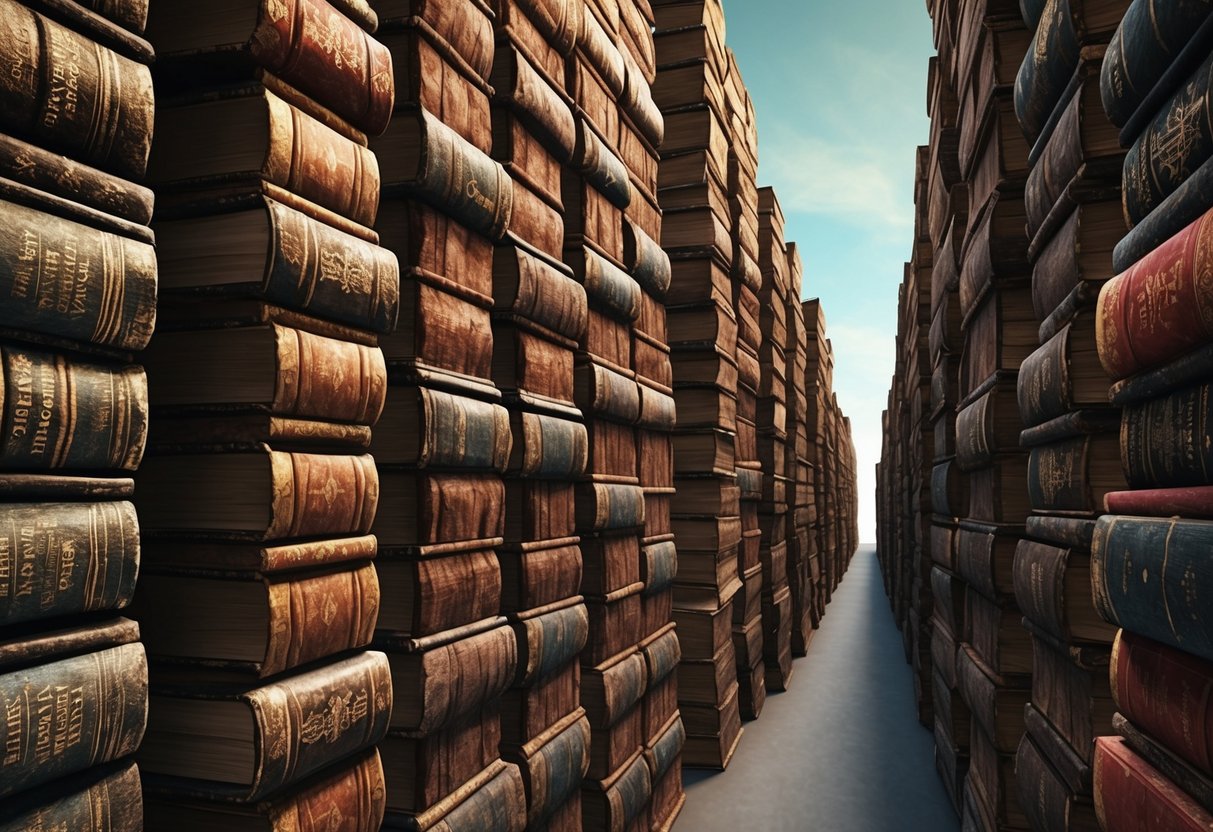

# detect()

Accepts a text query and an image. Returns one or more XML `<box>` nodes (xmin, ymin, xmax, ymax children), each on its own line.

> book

<box><xmin>1026</xmin><ymin>431</ymin><xmax>1124</xmax><ymax>514</ymax></box>
<box><xmin>380</xmin><ymin>709</ymin><xmax>503</xmax><ymax>816</ymax></box>
<box><xmin>148</xmin><ymin>0</ymin><xmax>394</xmax><ymax>136</ymax></box>
<box><xmin>1014</xmin><ymin>538</ymin><xmax>1116</xmax><ymax>643</ymax></box>
<box><xmin>1031</xmin><ymin>200</ymin><xmax>1123</xmax><ymax>325</ymax></box>
<box><xmin>1095</xmin><ymin>736</ymin><xmax>1213</xmax><ymax>831</ymax></box>
<box><xmin>381</xmin><ymin>757</ymin><xmax>526</xmax><ymax>831</ymax></box>
<box><xmin>4</xmin><ymin>759</ymin><xmax>142</xmax><ymax>832</ymax></box>
<box><xmin>1121</xmin><ymin>380</ymin><xmax>1213</xmax><ymax>488</ymax></box>
<box><xmin>373</xmin><ymin>386</ymin><xmax>512</xmax><ymax>469</ymax></box>
<box><xmin>1104</xmin><ymin>484</ymin><xmax>1213</xmax><ymax>517</ymax></box>
<box><xmin>511</xmin><ymin>599</ymin><xmax>589</xmax><ymax>686</ymax></box>
<box><xmin>375</xmin><ymin>471</ymin><xmax>505</xmax><ymax>548</ymax></box>
<box><xmin>0</xmin><ymin>618</ymin><xmax>146</xmax><ymax>799</ymax></box>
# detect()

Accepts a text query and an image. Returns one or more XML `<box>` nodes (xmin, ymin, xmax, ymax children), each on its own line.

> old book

<box><xmin>141</xmin><ymin>651</ymin><xmax>391</xmax><ymax>801</ymax></box>
<box><xmin>1110</xmin><ymin>341</ymin><xmax>1213</xmax><ymax>408</ymax></box>
<box><xmin>376</xmin><ymin>471</ymin><xmax>505</xmax><ymax>549</ymax></box>
<box><xmin>955</xmin><ymin>522</ymin><xmax>1020</xmax><ymax>600</ymax></box>
<box><xmin>148</xmin><ymin>0</ymin><xmax>393</xmax><ymax>136</ymax></box>
<box><xmin>576</xmin><ymin>483</ymin><xmax>645</xmax><ymax>532</ymax></box>
<box><xmin>386</xmin><ymin>274</ymin><xmax>493</xmax><ymax>378</ymax></box>
<box><xmin>378</xmin><ymin>0</ymin><xmax>493</xmax><ymax>78</ymax></box>
<box><xmin>570</xmin><ymin>246</ymin><xmax>641</xmax><ymax>323</ymax></box>
<box><xmin>376</xmin><ymin>108</ymin><xmax>512</xmax><ymax>241</ymax></box>
<box><xmin>137</xmin><ymin>448</ymin><xmax>378</xmax><ymax>540</ymax></box>
<box><xmin>376</xmin><ymin>548</ymin><xmax>500</xmax><ymax>638</ymax></box>
<box><xmin>958</xmin><ymin>195</ymin><xmax>1030</xmax><ymax>317</ymax></box>
<box><xmin>511</xmin><ymin>599</ymin><xmax>588</xmax><ymax>687</ymax></box>
<box><xmin>956</xmin><ymin>379</ymin><xmax>1022</xmax><ymax>470</ymax></box>
<box><xmin>151</xmin><ymin>85</ymin><xmax>380</xmax><ymax>227</ymax></box>
<box><xmin>500</xmin><ymin>659</ymin><xmax>578</xmax><ymax>748</ymax></box>
<box><xmin>0</xmin><ymin>624</ymin><xmax>146</xmax><ymax>799</ymax></box>
<box><xmin>143</xmin><ymin>750</ymin><xmax>385</xmax><ymax>831</ymax></box>
<box><xmin>506</xmin><ymin>710</ymin><xmax>590</xmax><ymax>826</ymax></box>
<box><xmin>1031</xmin><ymin>200</ymin><xmax>1122</xmax><ymax>324</ymax></box>
<box><xmin>1026</xmin><ymin>431</ymin><xmax>1124</xmax><ymax>514</ymax></box>
<box><xmin>156</xmin><ymin>196</ymin><xmax>398</xmax><ymax>334</ymax></box>
<box><xmin>582</xmin><ymin>586</ymin><xmax>643</xmax><ymax>666</ymax></box>
<box><xmin>581</xmin><ymin>646</ymin><xmax>646</xmax><ymax>730</ymax></box>
<box><xmin>147</xmin><ymin>323</ymin><xmax>385</xmax><ymax>425</ymax></box>
<box><xmin>581</xmin><ymin>533</ymin><xmax>640</xmax><ymax>596</ymax></box>
<box><xmin>581</xmin><ymin>749</ymin><xmax>651</xmax><ymax>832</ymax></box>
<box><xmin>1101</xmin><ymin>0</ymin><xmax>1213</xmax><ymax>128</ymax></box>
<box><xmin>4</xmin><ymin>760</ymin><xmax>142</xmax><ymax>832</ymax></box>
<box><xmin>956</xmin><ymin>644</ymin><xmax>1030</xmax><ymax>753</ymax></box>
<box><xmin>965</xmin><ymin>586</ymin><xmax>1033</xmax><ymax>676</ymax></box>
<box><xmin>378</xmin><ymin>201</ymin><xmax>490</xmax><ymax>300</ymax></box>
<box><xmin>567</xmin><ymin>54</ymin><xmax>620</xmax><ymax>149</ymax></box>
<box><xmin>959</xmin><ymin>287</ymin><xmax>1036</xmax><ymax>397</ymax></box>
<box><xmin>381</xmin><ymin>709</ymin><xmax>501</xmax><ymax>815</ymax></box>
<box><xmin>493</xmin><ymin>243</ymin><xmax>588</xmax><ymax>342</ymax></box>
<box><xmin>493</xmin><ymin>106</ymin><xmax>566</xmax><ymax>217</ymax></box>
<box><xmin>1123</xmin><ymin>52</ymin><xmax>1213</xmax><ymax>226</ymax></box>
<box><xmin>1092</xmin><ymin>515</ymin><xmax>1213</xmax><ymax>662</ymax></box>
<box><xmin>373</xmin><ymin>386</ymin><xmax>511</xmax><ymax>469</ymax></box>
<box><xmin>1095</xmin><ymin>736</ymin><xmax>1213</xmax><ymax>831</ymax></box>
<box><xmin>1116</xmin><ymin>712</ymin><xmax>1213</xmax><ymax>816</ymax></box>
<box><xmin>587</xmin><ymin>701</ymin><xmax>642</xmax><ymax>780</ymax></box>
<box><xmin>1119</xmin><ymin>380</ymin><xmax>1213</xmax><ymax>489</ymax></box>
<box><xmin>497</xmin><ymin>533</ymin><xmax>581</xmax><ymax>609</ymax></box>
<box><xmin>1017</xmin><ymin>313</ymin><xmax>1110</xmax><ymax>428</ymax></box>
<box><xmin>1016</xmin><ymin>729</ymin><xmax>1098</xmax><ymax>832</ymax></box>
<box><xmin>382</xmin><ymin>757</ymin><xmax>526</xmax><ymax>831</ymax></box>
<box><xmin>576</xmin><ymin>361</ymin><xmax>641</xmax><ymax>425</ymax></box>
<box><xmin>384</xmin><ymin>26</ymin><xmax>493</xmax><ymax>153</ymax></box>
<box><xmin>1014</xmin><ymin>539</ymin><xmax>1115</xmax><ymax>643</ymax></box>
<box><xmin>492</xmin><ymin>41</ymin><xmax>576</xmax><ymax>165</ymax></box>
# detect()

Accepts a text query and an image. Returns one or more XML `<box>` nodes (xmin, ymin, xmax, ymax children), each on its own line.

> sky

<box><xmin>722</xmin><ymin>0</ymin><xmax>935</xmax><ymax>543</ymax></box>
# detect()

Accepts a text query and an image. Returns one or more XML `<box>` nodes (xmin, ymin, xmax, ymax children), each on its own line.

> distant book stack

<box><xmin>1009</xmin><ymin>1</ymin><xmax>1130</xmax><ymax>830</ymax></box>
<box><xmin>1085</xmin><ymin>4</ymin><xmax>1213</xmax><ymax>828</ymax></box>
<box><xmin>486</xmin><ymin>2</ymin><xmax>596</xmax><ymax>830</ymax></box>
<box><xmin>368</xmin><ymin>3</ymin><xmax>527</xmax><ymax>829</ymax></box>
<box><xmin>555</xmin><ymin>0</ymin><xmax>675</xmax><ymax>829</ymax></box>
<box><xmin>784</xmin><ymin>247</ymin><xmax>816</xmax><ymax>658</ymax></box>
<box><xmin>803</xmin><ymin>301</ymin><xmax>834</xmax><ymax>638</ymax></box>
<box><xmin>651</xmin><ymin>0</ymin><xmax>744</xmax><ymax>770</ymax></box>
<box><xmin>0</xmin><ymin>0</ymin><xmax>157</xmax><ymax>826</ymax></box>
<box><xmin>755</xmin><ymin>188</ymin><xmax>794</xmax><ymax>694</ymax></box>
<box><xmin>135</xmin><ymin>1</ymin><xmax>396</xmax><ymax>828</ymax></box>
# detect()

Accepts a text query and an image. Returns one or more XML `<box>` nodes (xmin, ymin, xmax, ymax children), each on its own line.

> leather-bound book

<box><xmin>1016</xmin><ymin>728</ymin><xmax>1098</xmax><ymax>832</ymax></box>
<box><xmin>498</xmin><ymin>537</ymin><xmax>582</xmax><ymax>612</ymax></box>
<box><xmin>376</xmin><ymin>547</ymin><xmax>501</xmax><ymax>638</ymax></box>
<box><xmin>375</xmin><ymin>471</ymin><xmax>505</xmax><ymax>549</ymax></box>
<box><xmin>1030</xmin><ymin>201</ymin><xmax>1123</xmax><ymax>324</ymax></box>
<box><xmin>956</xmin><ymin>522</ymin><xmax>1021</xmax><ymax>600</ymax></box>
<box><xmin>956</xmin><ymin>378</ymin><xmax>1022</xmax><ymax>470</ymax></box>
<box><xmin>1014</xmin><ymin>539</ymin><xmax>1116</xmax><ymax>643</ymax></box>
<box><xmin>580</xmin><ymin>749</ymin><xmax>651</xmax><ymax>832</ymax></box>
<box><xmin>3</xmin><ymin>760</ymin><xmax>142</xmax><ymax>832</ymax></box>
<box><xmin>505</xmin><ymin>710</ymin><xmax>591</xmax><ymax>827</ymax></box>
<box><xmin>1095</xmin><ymin>736</ymin><xmax>1213</xmax><ymax>831</ymax></box>
<box><xmin>381</xmin><ymin>757</ymin><xmax>526</xmax><ymax>831</ymax></box>
<box><xmin>956</xmin><ymin>644</ymin><xmax>1030</xmax><ymax>754</ymax></box>
<box><xmin>373</xmin><ymin>386</ymin><xmax>512</xmax><ymax>469</ymax></box>
<box><xmin>502</xmin><ymin>480</ymin><xmax>577</xmax><ymax>546</ymax></box>
<box><xmin>380</xmin><ymin>708</ymin><xmax>502</xmax><ymax>816</ymax></box>
<box><xmin>493</xmin><ymin>243</ymin><xmax>588</xmax><ymax>342</ymax></box>
<box><xmin>147</xmin><ymin>0</ymin><xmax>393</xmax><ymax>136</ymax></box>
<box><xmin>510</xmin><ymin>598</ymin><xmax>589</xmax><ymax>687</ymax></box>
<box><xmin>0</xmin><ymin>618</ymin><xmax>146</xmax><ymax>799</ymax></box>
<box><xmin>1026</xmin><ymin>431</ymin><xmax>1124</xmax><ymax>514</ymax></box>
<box><xmin>1120</xmin><ymin>380</ymin><xmax>1213</xmax><ymax>489</ymax></box>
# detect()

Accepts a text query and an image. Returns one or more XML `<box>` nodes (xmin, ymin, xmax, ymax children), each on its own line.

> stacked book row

<box><xmin>0</xmin><ymin>0</ymin><xmax>158</xmax><ymax>827</ymax></box>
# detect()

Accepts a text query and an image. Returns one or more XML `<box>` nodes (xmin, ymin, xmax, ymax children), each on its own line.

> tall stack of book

<box><xmin>652</xmin><ymin>0</ymin><xmax>746</xmax><ymax>769</ymax></box>
<box><xmin>822</xmin><ymin>387</ymin><xmax>856</xmax><ymax>596</ymax></box>
<box><xmin>1085</xmin><ymin>5</ymin><xmax>1213</xmax><ymax>829</ymax></box>
<box><xmin>370</xmin><ymin>4</ymin><xmax>527</xmax><ymax>829</ymax></box>
<box><xmin>722</xmin><ymin>44</ymin><xmax>769</xmax><ymax>724</ymax></box>
<box><xmin>487</xmin><ymin>2</ymin><xmax>595</xmax><ymax>831</ymax></box>
<box><xmin>755</xmin><ymin>187</ymin><xmax>794</xmax><ymax>693</ymax></box>
<box><xmin>614</xmin><ymin>1</ymin><xmax>688</xmax><ymax>828</ymax></box>
<box><xmin>559</xmin><ymin>1</ymin><xmax>671</xmax><ymax>829</ymax></box>
<box><xmin>805</xmin><ymin>307</ymin><xmax>837</xmax><ymax>620</ymax></box>
<box><xmin>0</xmin><ymin>1</ymin><xmax>156</xmax><ymax>827</ymax></box>
<box><xmin>134</xmin><ymin>1</ymin><xmax>396</xmax><ymax>828</ymax></box>
<box><xmin>785</xmin><ymin>245</ymin><xmax>816</xmax><ymax>656</ymax></box>
<box><xmin>1009</xmin><ymin>2</ymin><xmax>1130</xmax><ymax>830</ymax></box>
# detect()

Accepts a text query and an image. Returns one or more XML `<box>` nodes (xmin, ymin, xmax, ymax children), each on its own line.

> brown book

<box><xmin>377</xmin><ymin>547</ymin><xmax>501</xmax><ymax>638</ymax></box>
<box><xmin>377</xmin><ymin>0</ymin><xmax>495</xmax><ymax>84</ymax></box>
<box><xmin>959</xmin><ymin>287</ymin><xmax>1036</xmax><ymax>399</ymax></box>
<box><xmin>672</xmin><ymin>429</ymin><xmax>734</xmax><ymax>476</ymax></box>
<box><xmin>151</xmin><ymin>85</ymin><xmax>381</xmax><ymax>228</ymax></box>
<box><xmin>147</xmin><ymin>0</ymin><xmax>394</xmax><ymax>137</ymax></box>
<box><xmin>146</xmin><ymin>323</ymin><xmax>386</xmax><ymax>424</ymax></box>
<box><xmin>581</xmin><ymin>532</ymin><xmax>642</xmax><ymax>596</ymax></box>
<box><xmin>563</xmin><ymin>179</ymin><xmax>625</xmax><ymax>265</ymax></box>
<box><xmin>581</xmin><ymin>645</ymin><xmax>647</xmax><ymax>729</ymax></box>
<box><xmin>378</xmin><ymin>200</ymin><xmax>492</xmax><ymax>298</ymax></box>
<box><xmin>673</xmin><ymin>386</ymin><xmax>736</xmax><ymax>431</ymax></box>
<box><xmin>137</xmin><ymin>448</ymin><xmax>378</xmax><ymax>541</ymax></box>
<box><xmin>956</xmin><ymin>644</ymin><xmax>1029</xmax><ymax>753</ymax></box>
<box><xmin>493</xmin><ymin>243</ymin><xmax>589</xmax><ymax>342</ymax></box>
<box><xmin>492</xmin><ymin>42</ymin><xmax>576</xmax><ymax>165</ymax></box>
<box><xmin>583</xmin><ymin>585</ymin><xmax>644</xmax><ymax>666</ymax></box>
<box><xmin>1031</xmin><ymin>632</ymin><xmax>1112</xmax><ymax>766</ymax></box>
<box><xmin>498</xmin><ymin>538</ymin><xmax>583</xmax><ymax>612</ymax></box>
<box><xmin>373</xmin><ymin>385</ymin><xmax>511</xmax><ymax>469</ymax></box>
<box><xmin>965</xmin><ymin>586</ymin><xmax>1033</xmax><ymax>677</ymax></box>
<box><xmin>491</xmin><ymin>0</ymin><xmax>576</xmax><ymax>96</ymax></box>
<box><xmin>143</xmin><ymin>750</ymin><xmax>386</xmax><ymax>832</ymax></box>
<box><xmin>513</xmin><ymin>172</ymin><xmax>566</xmax><ymax>260</ymax></box>
<box><xmin>376</xmin><ymin>470</ymin><xmax>505</xmax><ymax>549</ymax></box>
<box><xmin>384</xmin><ymin>273</ymin><xmax>494</xmax><ymax>378</ymax></box>
<box><xmin>580</xmin><ymin>749</ymin><xmax>651</xmax><ymax>832</ymax></box>
<box><xmin>663</xmin><ymin>254</ymin><xmax>731</xmax><ymax>306</ymax></box>
<box><xmin>586</xmin><ymin>418</ymin><xmax>639</xmax><ymax>482</ymax></box>
<box><xmin>588</xmin><ymin>700</ymin><xmax>643</xmax><ymax>780</ymax></box>
<box><xmin>493</xmin><ymin>106</ymin><xmax>566</xmax><ymax>212</ymax></box>
<box><xmin>511</xmin><ymin>598</ymin><xmax>589</xmax><ymax>686</ymax></box>
<box><xmin>501</xmin><ymin>657</ymin><xmax>579</xmax><ymax>747</ymax></box>
<box><xmin>383</xmin><ymin>26</ymin><xmax>493</xmax><ymax>153</ymax></box>
<box><xmin>379</xmin><ymin>618</ymin><xmax>517</xmax><ymax>733</ymax></box>
<box><xmin>576</xmin><ymin>360</ymin><xmax>641</xmax><ymax>424</ymax></box>
<box><xmin>506</xmin><ymin>709</ymin><xmax>591</xmax><ymax>827</ymax></box>
<box><xmin>674</xmin><ymin>597</ymin><xmax>733</xmax><ymax>661</ymax></box>
<box><xmin>380</xmin><ymin>708</ymin><xmax>502</xmax><ymax>815</ymax></box>
<box><xmin>634</xmin><ymin>333</ymin><xmax>674</xmax><ymax>389</ymax></box>
<box><xmin>1031</xmin><ymin>200</ymin><xmax>1122</xmax><ymax>324</ymax></box>
<box><xmin>503</xmin><ymin>480</ymin><xmax>577</xmax><ymax>545</ymax></box>
<box><xmin>388</xmin><ymin>757</ymin><xmax>527</xmax><ymax>832</ymax></box>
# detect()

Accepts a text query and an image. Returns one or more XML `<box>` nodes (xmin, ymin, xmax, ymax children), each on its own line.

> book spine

<box><xmin>273</xmin><ymin>749</ymin><xmax>385</xmax><ymax>831</ymax></box>
<box><xmin>410</xmin><ymin>472</ymin><xmax>506</xmax><ymax>545</ymax></box>
<box><xmin>1017</xmin><ymin>325</ymin><xmax>1073</xmax><ymax>428</ymax></box>
<box><xmin>513</xmin><ymin>602</ymin><xmax>589</xmax><ymax>686</ymax></box>
<box><xmin>575</xmin><ymin>119</ymin><xmax>632</xmax><ymax>210</ymax></box>
<box><xmin>1101</xmin><ymin>0</ymin><xmax>1213</xmax><ymax>127</ymax></box>
<box><xmin>1123</xmin><ymin>53</ymin><xmax>1213</xmax><ymax>225</ymax></box>
<box><xmin>0</xmin><ymin>348</ymin><xmax>146</xmax><ymax>471</ymax></box>
<box><xmin>523</xmin><ymin>715</ymin><xmax>590</xmax><ymax>823</ymax></box>
<box><xmin>955</xmin><ymin>392</ymin><xmax>994</xmax><ymax>470</ymax></box>
<box><xmin>264</xmin><ymin>91</ymin><xmax>381</xmax><ymax>228</ymax></box>
<box><xmin>511</xmin><ymin>412</ymin><xmax>588</xmax><ymax>480</ymax></box>
<box><xmin>642</xmin><ymin>539</ymin><xmax>677</xmax><ymax>595</ymax></box>
<box><xmin>431</xmin><ymin>760</ymin><xmax>527</xmax><ymax>832</ymax></box>
<box><xmin>402</xmin><ymin>548</ymin><xmax>501</xmax><ymax>636</ymax></box>
<box><xmin>581</xmin><ymin>248</ymin><xmax>641</xmax><ymax>322</ymax></box>
<box><xmin>576</xmin><ymin>483</ymin><xmax>646</xmax><ymax>532</ymax></box>
<box><xmin>589</xmin><ymin>652</ymin><xmax>646</xmax><ymax>728</ymax></box>
<box><xmin>0</xmin><ymin>501</ymin><xmax>139</xmax><ymax>626</ymax></box>
<box><xmin>1112</xmin><ymin>630</ymin><xmax>1213</xmax><ymax>776</ymax></box>
<box><xmin>1095</xmin><ymin>736</ymin><xmax>1213</xmax><ymax>831</ymax></box>
<box><xmin>0</xmin><ymin>642</ymin><xmax>147</xmax><ymax>799</ymax></box>
<box><xmin>394</xmin><ymin>109</ymin><xmax>513</xmax><ymax>240</ymax></box>
<box><xmin>637</xmin><ymin>383</ymin><xmax>676</xmax><ymax>430</ymax></box>
<box><xmin>274</xmin><ymin>326</ymin><xmax>386</xmax><ymax>425</ymax></box>
<box><xmin>576</xmin><ymin>362</ymin><xmax>640</xmax><ymax>424</ymax></box>
<box><xmin>0</xmin><ymin>198</ymin><xmax>157</xmax><ymax>352</ymax></box>
<box><xmin>414</xmin><ymin>388</ymin><xmax>512</xmax><ymax>471</ymax></box>
<box><xmin>496</xmin><ymin>247</ymin><xmax>588</xmax><ymax>342</ymax></box>
<box><xmin>0</xmin><ymin>760</ymin><xmax>142</xmax><ymax>832</ymax></box>
<box><xmin>643</xmin><ymin>626</ymin><xmax>681</xmax><ymax>685</ymax></box>
<box><xmin>249</xmin><ymin>0</ymin><xmax>394</xmax><ymax>136</ymax></box>
<box><xmin>268</xmin><ymin>451</ymin><xmax>379</xmax><ymax>540</ymax></box>
<box><xmin>1028</xmin><ymin>434</ymin><xmax>1117</xmax><ymax>513</ymax></box>
<box><xmin>265</xmin><ymin>198</ymin><xmax>400</xmax><ymax>334</ymax></box>
<box><xmin>1093</xmin><ymin>515</ymin><xmax>1213</xmax><ymax>662</ymax></box>
<box><xmin>0</xmin><ymin>1</ymin><xmax>153</xmax><ymax>179</ymax></box>
<box><xmin>516</xmin><ymin>0</ymin><xmax>580</xmax><ymax>56</ymax></box>
<box><xmin>248</xmin><ymin>650</ymin><xmax>392</xmax><ymax>801</ymax></box>
<box><xmin>264</xmin><ymin>561</ymin><xmax>380</xmax><ymax>676</ymax></box>
<box><xmin>1012</xmin><ymin>538</ymin><xmax>1069</xmax><ymax>642</ymax></box>
<box><xmin>1122</xmin><ymin>380</ymin><xmax>1213</xmax><ymax>488</ymax></box>
<box><xmin>495</xmin><ymin>45</ymin><xmax>575</xmax><ymax>163</ymax></box>
<box><xmin>1025</xmin><ymin>80</ymin><xmax>1083</xmax><ymax>239</ymax></box>
<box><xmin>415</xmin><ymin>623</ymin><xmax>517</xmax><ymax>733</ymax></box>
<box><xmin>1014</xmin><ymin>0</ymin><xmax>1080</xmax><ymax>145</ymax></box>
<box><xmin>1104</xmin><ymin>484</ymin><xmax>1213</xmax><ymax>516</ymax></box>
<box><xmin>623</xmin><ymin>221</ymin><xmax>671</xmax><ymax>300</ymax></box>
<box><xmin>1097</xmin><ymin>206</ymin><xmax>1213</xmax><ymax>379</ymax></box>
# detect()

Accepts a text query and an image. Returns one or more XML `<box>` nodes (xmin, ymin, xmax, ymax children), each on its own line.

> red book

<box><xmin>1097</xmin><ymin>206</ymin><xmax>1213</xmax><ymax>381</ymax></box>
<box><xmin>1112</xmin><ymin>630</ymin><xmax>1213</xmax><ymax>775</ymax></box>
<box><xmin>1095</xmin><ymin>736</ymin><xmax>1213</xmax><ymax>831</ymax></box>
<box><xmin>1104</xmin><ymin>486</ymin><xmax>1213</xmax><ymax>519</ymax></box>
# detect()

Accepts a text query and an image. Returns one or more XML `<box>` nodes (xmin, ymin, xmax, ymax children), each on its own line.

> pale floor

<box><xmin>675</xmin><ymin>546</ymin><xmax>961</xmax><ymax>832</ymax></box>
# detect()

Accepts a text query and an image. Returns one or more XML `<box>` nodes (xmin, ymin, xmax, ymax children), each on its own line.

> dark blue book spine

<box><xmin>1016</xmin><ymin>0</ymin><xmax>1081</xmax><ymax>146</ymax></box>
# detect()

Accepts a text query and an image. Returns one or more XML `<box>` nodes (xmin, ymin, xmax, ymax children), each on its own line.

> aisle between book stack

<box><xmin>879</xmin><ymin>0</ymin><xmax>1213</xmax><ymax>830</ymax></box>
<box><xmin>0</xmin><ymin>0</ymin><xmax>860</xmax><ymax>830</ymax></box>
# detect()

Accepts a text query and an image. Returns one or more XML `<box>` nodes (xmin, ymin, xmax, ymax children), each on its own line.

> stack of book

<box><xmin>370</xmin><ymin>4</ymin><xmax>527</xmax><ymax>828</ymax></box>
<box><xmin>0</xmin><ymin>1</ymin><xmax>157</xmax><ymax>827</ymax></box>
<box><xmin>1009</xmin><ymin>1</ymin><xmax>1130</xmax><ymax>829</ymax></box>
<box><xmin>755</xmin><ymin>187</ymin><xmax>794</xmax><ymax>693</ymax></box>
<box><xmin>488</xmin><ymin>2</ymin><xmax>595</xmax><ymax>830</ymax></box>
<box><xmin>803</xmin><ymin>300</ymin><xmax>833</xmax><ymax>636</ymax></box>
<box><xmin>652</xmin><ymin>0</ymin><xmax>746</xmax><ymax>769</ymax></box>
<box><xmin>721</xmin><ymin>46</ymin><xmax>770</xmax><ymax>724</ymax></box>
<box><xmin>135</xmin><ymin>1</ymin><xmax>396</xmax><ymax>828</ymax></box>
<box><xmin>820</xmin><ymin>386</ymin><xmax>856</xmax><ymax>601</ymax></box>
<box><xmin>1087</xmin><ymin>4</ymin><xmax>1213</xmax><ymax>828</ymax></box>
<box><xmin>785</xmin><ymin>246</ymin><xmax>816</xmax><ymax>657</ymax></box>
<box><xmin>559</xmin><ymin>1</ymin><xmax>672</xmax><ymax>829</ymax></box>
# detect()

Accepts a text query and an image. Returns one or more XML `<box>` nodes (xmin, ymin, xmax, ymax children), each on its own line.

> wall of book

<box><xmin>0</xmin><ymin>0</ymin><xmax>860</xmax><ymax>831</ymax></box>
<box><xmin>878</xmin><ymin>0</ymin><xmax>1213</xmax><ymax>830</ymax></box>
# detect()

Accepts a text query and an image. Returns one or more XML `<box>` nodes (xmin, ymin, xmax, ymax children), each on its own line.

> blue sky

<box><xmin>723</xmin><ymin>0</ymin><xmax>934</xmax><ymax>541</ymax></box>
